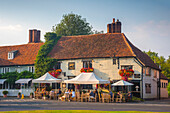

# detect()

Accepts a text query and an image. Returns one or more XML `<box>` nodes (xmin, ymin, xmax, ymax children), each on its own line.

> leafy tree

<box><xmin>1</xmin><ymin>72</ymin><xmax>19</xmax><ymax>84</ymax></box>
<box><xmin>92</xmin><ymin>30</ymin><xmax>104</xmax><ymax>34</ymax></box>
<box><xmin>35</xmin><ymin>32</ymin><xmax>60</xmax><ymax>78</ymax></box>
<box><xmin>167</xmin><ymin>82</ymin><xmax>170</xmax><ymax>96</ymax></box>
<box><xmin>144</xmin><ymin>50</ymin><xmax>170</xmax><ymax>79</ymax></box>
<box><xmin>17</xmin><ymin>71</ymin><xmax>35</xmax><ymax>80</ymax></box>
<box><xmin>52</xmin><ymin>13</ymin><xmax>93</xmax><ymax>36</ymax></box>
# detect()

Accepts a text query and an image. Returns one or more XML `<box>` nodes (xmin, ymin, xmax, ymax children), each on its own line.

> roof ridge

<box><xmin>121</xmin><ymin>33</ymin><xmax>136</xmax><ymax>56</ymax></box>
<box><xmin>62</xmin><ymin>33</ymin><xmax>122</xmax><ymax>38</ymax></box>
<box><xmin>0</xmin><ymin>42</ymin><xmax>43</xmax><ymax>48</ymax></box>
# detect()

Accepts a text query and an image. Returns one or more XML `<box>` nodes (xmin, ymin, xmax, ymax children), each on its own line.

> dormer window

<box><xmin>8</xmin><ymin>50</ymin><xmax>18</xmax><ymax>60</ymax></box>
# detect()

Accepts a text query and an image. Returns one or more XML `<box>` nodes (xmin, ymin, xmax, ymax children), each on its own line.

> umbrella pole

<box><xmin>109</xmin><ymin>83</ymin><xmax>111</xmax><ymax>91</ymax></box>
<box><xmin>98</xmin><ymin>84</ymin><xmax>100</xmax><ymax>102</ymax></box>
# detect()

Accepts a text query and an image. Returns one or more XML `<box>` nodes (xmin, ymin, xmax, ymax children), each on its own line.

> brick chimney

<box><xmin>29</xmin><ymin>29</ymin><xmax>40</xmax><ymax>43</ymax></box>
<box><xmin>107</xmin><ymin>18</ymin><xmax>121</xmax><ymax>33</ymax></box>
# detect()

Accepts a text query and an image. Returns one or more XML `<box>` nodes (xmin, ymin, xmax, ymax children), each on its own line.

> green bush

<box><xmin>167</xmin><ymin>82</ymin><xmax>170</xmax><ymax>96</ymax></box>
<box><xmin>2</xmin><ymin>91</ymin><xmax>8</xmax><ymax>95</ymax></box>
<box><xmin>132</xmin><ymin>96</ymin><xmax>144</xmax><ymax>102</ymax></box>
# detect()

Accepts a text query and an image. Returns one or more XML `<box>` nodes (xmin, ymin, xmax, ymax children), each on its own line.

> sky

<box><xmin>0</xmin><ymin>0</ymin><xmax>170</xmax><ymax>59</ymax></box>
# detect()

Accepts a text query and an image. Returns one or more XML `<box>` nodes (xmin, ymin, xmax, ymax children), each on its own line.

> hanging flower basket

<box><xmin>49</xmin><ymin>69</ymin><xmax>62</xmax><ymax>78</ymax></box>
<box><xmin>119</xmin><ymin>69</ymin><xmax>134</xmax><ymax>81</ymax></box>
<box><xmin>80</xmin><ymin>68</ymin><xmax>94</xmax><ymax>73</ymax></box>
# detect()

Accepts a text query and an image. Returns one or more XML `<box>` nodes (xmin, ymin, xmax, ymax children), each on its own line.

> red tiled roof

<box><xmin>0</xmin><ymin>43</ymin><xmax>43</xmax><ymax>66</ymax></box>
<box><xmin>49</xmin><ymin>33</ymin><xmax>160</xmax><ymax>70</ymax></box>
<box><xmin>49</xmin><ymin>33</ymin><xmax>134</xmax><ymax>59</ymax></box>
<box><xmin>160</xmin><ymin>73</ymin><xmax>168</xmax><ymax>80</ymax></box>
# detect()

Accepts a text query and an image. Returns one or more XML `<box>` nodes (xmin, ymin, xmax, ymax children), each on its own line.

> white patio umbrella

<box><xmin>32</xmin><ymin>72</ymin><xmax>61</xmax><ymax>83</ymax></box>
<box><xmin>64</xmin><ymin>72</ymin><xmax>110</xmax><ymax>95</ymax></box>
<box><xmin>64</xmin><ymin>72</ymin><xmax>110</xmax><ymax>84</ymax></box>
<box><xmin>111</xmin><ymin>80</ymin><xmax>134</xmax><ymax>93</ymax></box>
<box><xmin>111</xmin><ymin>80</ymin><xmax>134</xmax><ymax>86</ymax></box>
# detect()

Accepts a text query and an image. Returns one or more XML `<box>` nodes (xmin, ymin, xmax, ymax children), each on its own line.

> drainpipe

<box><xmin>141</xmin><ymin>66</ymin><xmax>143</xmax><ymax>99</ymax></box>
<box><xmin>158</xmin><ymin>70</ymin><xmax>161</xmax><ymax>100</ymax></box>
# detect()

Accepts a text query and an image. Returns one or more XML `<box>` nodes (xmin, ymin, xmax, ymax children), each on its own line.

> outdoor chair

<box><xmin>102</xmin><ymin>93</ymin><xmax>110</xmax><ymax>103</ymax></box>
<box><xmin>34</xmin><ymin>91</ymin><xmax>38</xmax><ymax>99</ymax></box>
<box><xmin>110</xmin><ymin>93</ymin><xmax>115</xmax><ymax>102</ymax></box>
<box><xmin>76</xmin><ymin>92</ymin><xmax>81</xmax><ymax>102</ymax></box>
<box><xmin>64</xmin><ymin>93</ymin><xmax>70</xmax><ymax>101</ymax></box>
<box><xmin>81</xmin><ymin>92</ymin><xmax>89</xmax><ymax>102</ymax></box>
<box><xmin>122</xmin><ymin>94</ymin><xmax>126</xmax><ymax>102</ymax></box>
<box><xmin>116</xmin><ymin>94</ymin><xmax>123</xmax><ymax>103</ymax></box>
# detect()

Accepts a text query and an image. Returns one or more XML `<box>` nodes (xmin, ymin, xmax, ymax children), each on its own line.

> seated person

<box><xmin>109</xmin><ymin>90</ymin><xmax>113</xmax><ymax>98</ymax></box>
<box><xmin>127</xmin><ymin>91</ymin><xmax>132</xmax><ymax>100</ymax></box>
<box><xmin>57</xmin><ymin>88</ymin><xmax>62</xmax><ymax>95</ymax></box>
<box><xmin>49</xmin><ymin>89</ymin><xmax>54</xmax><ymax>99</ymax></box>
<box><xmin>56</xmin><ymin>88</ymin><xmax>62</xmax><ymax>100</ymax></box>
<box><xmin>70</xmin><ymin>89</ymin><xmax>76</xmax><ymax>101</ymax></box>
<box><xmin>89</xmin><ymin>90</ymin><xmax>95</xmax><ymax>101</ymax></box>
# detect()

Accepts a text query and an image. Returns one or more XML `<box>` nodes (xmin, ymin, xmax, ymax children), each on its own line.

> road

<box><xmin>0</xmin><ymin>98</ymin><xmax>170</xmax><ymax>112</ymax></box>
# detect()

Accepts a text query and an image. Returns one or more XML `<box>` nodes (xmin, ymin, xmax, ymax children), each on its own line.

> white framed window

<box><xmin>145</xmin><ymin>83</ymin><xmax>151</xmax><ymax>93</ymax></box>
<box><xmin>121</xmin><ymin>65</ymin><xmax>133</xmax><ymax>70</ymax></box>
<box><xmin>8</xmin><ymin>50</ymin><xmax>18</xmax><ymax>60</ymax></box>
<box><xmin>1</xmin><ymin>67</ymin><xmax>10</xmax><ymax>73</ymax></box>
<box><xmin>28</xmin><ymin>66</ymin><xmax>34</xmax><ymax>73</ymax></box>
<box><xmin>8</xmin><ymin>53</ymin><xmax>14</xmax><ymax>60</ymax></box>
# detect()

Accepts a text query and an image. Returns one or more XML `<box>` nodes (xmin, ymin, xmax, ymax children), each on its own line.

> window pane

<box><xmin>68</xmin><ymin>62</ymin><xmax>75</xmax><ymax>70</ymax></box>
<box><xmin>113</xmin><ymin>58</ymin><xmax>116</xmax><ymax>65</ymax></box>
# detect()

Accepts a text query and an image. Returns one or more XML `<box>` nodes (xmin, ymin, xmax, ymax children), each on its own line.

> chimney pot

<box><xmin>113</xmin><ymin>18</ymin><xmax>115</xmax><ymax>23</ymax></box>
<box><xmin>28</xmin><ymin>29</ymin><xmax>40</xmax><ymax>43</ymax></box>
<box><xmin>107</xmin><ymin>18</ymin><xmax>121</xmax><ymax>33</ymax></box>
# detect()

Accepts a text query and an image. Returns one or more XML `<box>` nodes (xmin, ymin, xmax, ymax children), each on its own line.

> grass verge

<box><xmin>0</xmin><ymin>110</ymin><xmax>168</xmax><ymax>113</ymax></box>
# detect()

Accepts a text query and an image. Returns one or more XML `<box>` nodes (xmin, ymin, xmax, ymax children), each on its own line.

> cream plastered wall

<box><xmin>0</xmin><ymin>66</ymin><xmax>34</xmax><ymax>74</ymax></box>
<box><xmin>160</xmin><ymin>79</ymin><xmax>168</xmax><ymax>98</ymax></box>
<box><xmin>143</xmin><ymin>67</ymin><xmax>159</xmax><ymax>99</ymax></box>
<box><xmin>60</xmin><ymin>57</ymin><xmax>142</xmax><ymax>81</ymax></box>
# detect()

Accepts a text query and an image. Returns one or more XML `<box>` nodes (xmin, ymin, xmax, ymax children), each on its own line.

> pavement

<box><xmin>0</xmin><ymin>97</ymin><xmax>170</xmax><ymax>112</ymax></box>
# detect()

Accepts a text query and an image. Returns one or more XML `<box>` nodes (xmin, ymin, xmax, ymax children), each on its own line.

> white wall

<box><xmin>60</xmin><ymin>57</ymin><xmax>142</xmax><ymax>81</ymax></box>
<box><xmin>143</xmin><ymin>67</ymin><xmax>159</xmax><ymax>99</ymax></box>
<box><xmin>0</xmin><ymin>88</ymin><xmax>34</xmax><ymax>96</ymax></box>
<box><xmin>0</xmin><ymin>65</ymin><xmax>34</xmax><ymax>74</ymax></box>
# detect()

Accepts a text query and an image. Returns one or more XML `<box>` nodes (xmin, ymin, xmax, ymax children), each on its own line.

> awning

<box><xmin>15</xmin><ymin>78</ymin><xmax>32</xmax><ymax>84</ymax></box>
<box><xmin>0</xmin><ymin>79</ymin><xmax>7</xmax><ymax>84</ymax></box>
<box><xmin>64</xmin><ymin>72</ymin><xmax>110</xmax><ymax>84</ymax></box>
<box><xmin>32</xmin><ymin>72</ymin><xmax>62</xmax><ymax>83</ymax></box>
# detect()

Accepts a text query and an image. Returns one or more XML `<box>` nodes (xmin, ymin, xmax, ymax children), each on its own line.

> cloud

<box><xmin>0</xmin><ymin>24</ymin><xmax>23</xmax><ymax>31</ymax></box>
<box><xmin>0</xmin><ymin>21</ymin><xmax>27</xmax><ymax>46</ymax></box>
<box><xmin>126</xmin><ymin>20</ymin><xmax>170</xmax><ymax>59</ymax></box>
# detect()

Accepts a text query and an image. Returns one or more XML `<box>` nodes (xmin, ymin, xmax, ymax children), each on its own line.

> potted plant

<box><xmin>17</xmin><ymin>92</ymin><xmax>21</xmax><ymax>98</ymax></box>
<box><xmin>30</xmin><ymin>92</ymin><xmax>34</xmax><ymax>98</ymax></box>
<box><xmin>2</xmin><ymin>91</ymin><xmax>8</xmax><ymax>97</ymax></box>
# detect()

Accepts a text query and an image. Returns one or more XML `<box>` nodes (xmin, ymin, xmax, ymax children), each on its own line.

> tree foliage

<box><xmin>35</xmin><ymin>32</ymin><xmax>60</xmax><ymax>78</ymax></box>
<box><xmin>168</xmin><ymin>82</ymin><xmax>170</xmax><ymax>96</ymax></box>
<box><xmin>17</xmin><ymin>71</ymin><xmax>35</xmax><ymax>80</ymax></box>
<box><xmin>1</xmin><ymin>72</ymin><xmax>18</xmax><ymax>84</ymax></box>
<box><xmin>1</xmin><ymin>71</ymin><xmax>35</xmax><ymax>84</ymax></box>
<box><xmin>52</xmin><ymin>13</ymin><xmax>103</xmax><ymax>36</ymax></box>
<box><xmin>144</xmin><ymin>50</ymin><xmax>170</xmax><ymax>79</ymax></box>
